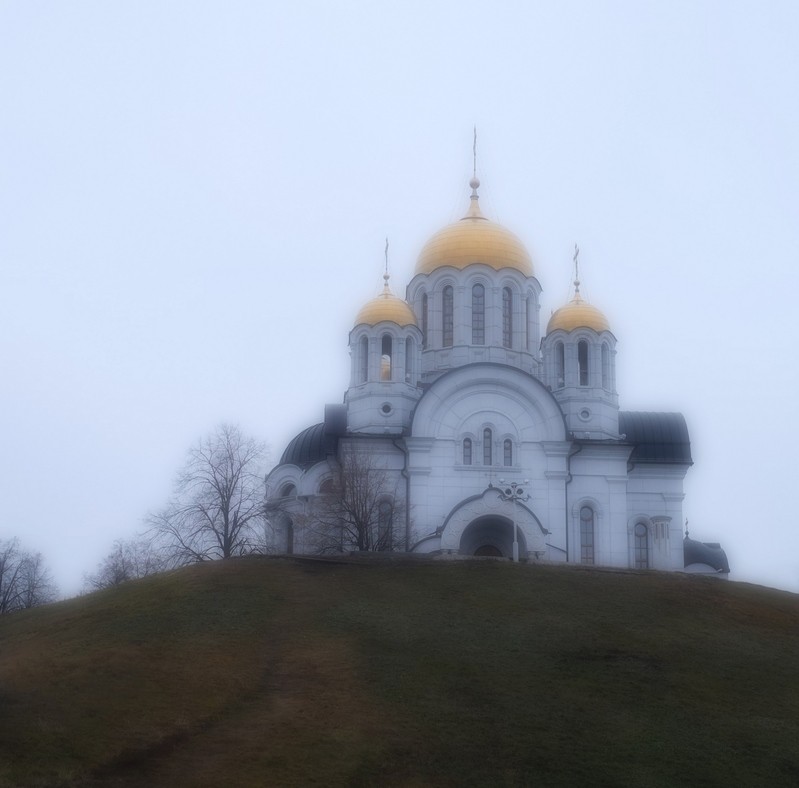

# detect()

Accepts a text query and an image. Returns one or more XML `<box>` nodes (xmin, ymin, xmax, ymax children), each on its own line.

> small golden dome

<box><xmin>354</xmin><ymin>278</ymin><xmax>417</xmax><ymax>328</ymax></box>
<box><xmin>415</xmin><ymin>182</ymin><xmax>533</xmax><ymax>277</ymax></box>
<box><xmin>547</xmin><ymin>292</ymin><xmax>610</xmax><ymax>334</ymax></box>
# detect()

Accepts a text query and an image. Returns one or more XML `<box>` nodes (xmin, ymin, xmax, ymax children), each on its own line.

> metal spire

<box><xmin>473</xmin><ymin>125</ymin><xmax>477</xmax><ymax>182</ymax></box>
<box><xmin>383</xmin><ymin>237</ymin><xmax>390</xmax><ymax>293</ymax></box>
<box><xmin>467</xmin><ymin>126</ymin><xmax>482</xmax><ymax>217</ymax></box>
<box><xmin>573</xmin><ymin>243</ymin><xmax>581</xmax><ymax>296</ymax></box>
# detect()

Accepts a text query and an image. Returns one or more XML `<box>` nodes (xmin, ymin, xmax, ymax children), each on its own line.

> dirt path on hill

<box><xmin>90</xmin><ymin>565</ymin><xmax>392</xmax><ymax>788</ymax></box>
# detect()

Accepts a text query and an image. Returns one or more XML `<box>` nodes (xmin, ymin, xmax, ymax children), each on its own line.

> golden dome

<box><xmin>415</xmin><ymin>180</ymin><xmax>533</xmax><ymax>277</ymax></box>
<box><xmin>547</xmin><ymin>292</ymin><xmax>610</xmax><ymax>334</ymax></box>
<box><xmin>354</xmin><ymin>277</ymin><xmax>417</xmax><ymax>327</ymax></box>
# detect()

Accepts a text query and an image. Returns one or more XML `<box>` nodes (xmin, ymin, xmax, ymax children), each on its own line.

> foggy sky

<box><xmin>2</xmin><ymin>1</ymin><xmax>797</xmax><ymax>595</ymax></box>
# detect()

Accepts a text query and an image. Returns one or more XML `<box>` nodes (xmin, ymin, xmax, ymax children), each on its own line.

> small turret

<box><xmin>542</xmin><ymin>248</ymin><xmax>619</xmax><ymax>439</ymax></box>
<box><xmin>346</xmin><ymin>266</ymin><xmax>423</xmax><ymax>434</ymax></box>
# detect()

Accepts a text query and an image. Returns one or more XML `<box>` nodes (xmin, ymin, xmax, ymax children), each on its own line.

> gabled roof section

<box><xmin>279</xmin><ymin>423</ymin><xmax>338</xmax><ymax>469</ymax></box>
<box><xmin>619</xmin><ymin>411</ymin><xmax>692</xmax><ymax>465</ymax></box>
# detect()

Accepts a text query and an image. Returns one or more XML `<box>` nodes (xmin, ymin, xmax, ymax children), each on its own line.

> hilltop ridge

<box><xmin>1</xmin><ymin>557</ymin><xmax>797</xmax><ymax>787</ymax></box>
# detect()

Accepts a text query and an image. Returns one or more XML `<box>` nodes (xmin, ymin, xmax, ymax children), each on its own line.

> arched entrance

<box><xmin>459</xmin><ymin>515</ymin><xmax>528</xmax><ymax>559</ymax></box>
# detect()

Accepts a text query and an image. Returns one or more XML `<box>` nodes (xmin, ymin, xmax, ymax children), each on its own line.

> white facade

<box><xmin>265</xmin><ymin>179</ymin><xmax>723</xmax><ymax>573</ymax></box>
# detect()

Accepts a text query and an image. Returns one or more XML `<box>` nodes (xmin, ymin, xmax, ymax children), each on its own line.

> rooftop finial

<box><xmin>573</xmin><ymin>243</ymin><xmax>581</xmax><ymax>297</ymax></box>
<box><xmin>469</xmin><ymin>125</ymin><xmax>480</xmax><ymax>197</ymax></box>
<box><xmin>383</xmin><ymin>237</ymin><xmax>390</xmax><ymax>293</ymax></box>
<box><xmin>473</xmin><ymin>125</ymin><xmax>477</xmax><ymax>180</ymax></box>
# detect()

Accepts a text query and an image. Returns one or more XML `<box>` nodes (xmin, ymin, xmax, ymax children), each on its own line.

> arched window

<box><xmin>503</xmin><ymin>439</ymin><xmax>512</xmax><ymax>467</ymax></box>
<box><xmin>442</xmin><ymin>286</ymin><xmax>454</xmax><ymax>347</ymax></box>
<box><xmin>634</xmin><ymin>523</ymin><xmax>649</xmax><ymax>569</ymax></box>
<box><xmin>602</xmin><ymin>342</ymin><xmax>610</xmax><ymax>390</ymax></box>
<box><xmin>405</xmin><ymin>337</ymin><xmax>414</xmax><ymax>383</ymax></box>
<box><xmin>378</xmin><ymin>500</ymin><xmax>393</xmax><ymax>551</ymax></box>
<box><xmin>555</xmin><ymin>341</ymin><xmax>565</xmax><ymax>388</ymax></box>
<box><xmin>421</xmin><ymin>293</ymin><xmax>428</xmax><ymax>348</ymax></box>
<box><xmin>472</xmin><ymin>284</ymin><xmax>485</xmax><ymax>344</ymax></box>
<box><xmin>279</xmin><ymin>483</ymin><xmax>296</xmax><ymax>498</ymax></box>
<box><xmin>578</xmin><ymin>340</ymin><xmax>589</xmax><ymax>386</ymax></box>
<box><xmin>580</xmin><ymin>506</ymin><xmax>595</xmax><ymax>565</ymax></box>
<box><xmin>502</xmin><ymin>287</ymin><xmax>513</xmax><ymax>348</ymax></box>
<box><xmin>381</xmin><ymin>334</ymin><xmax>392</xmax><ymax>381</ymax></box>
<box><xmin>360</xmin><ymin>336</ymin><xmax>368</xmax><ymax>383</ymax></box>
<box><xmin>319</xmin><ymin>478</ymin><xmax>335</xmax><ymax>495</ymax></box>
<box><xmin>463</xmin><ymin>438</ymin><xmax>472</xmax><ymax>466</ymax></box>
<box><xmin>483</xmin><ymin>428</ymin><xmax>492</xmax><ymax>465</ymax></box>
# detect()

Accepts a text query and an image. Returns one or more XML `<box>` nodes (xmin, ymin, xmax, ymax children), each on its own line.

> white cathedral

<box><xmin>265</xmin><ymin>174</ymin><xmax>729</xmax><ymax>576</ymax></box>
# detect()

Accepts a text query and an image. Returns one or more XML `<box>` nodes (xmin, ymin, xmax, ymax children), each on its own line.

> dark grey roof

<box><xmin>684</xmin><ymin>536</ymin><xmax>730</xmax><ymax>573</ymax></box>
<box><xmin>279</xmin><ymin>423</ymin><xmax>338</xmax><ymax>469</ymax></box>
<box><xmin>619</xmin><ymin>411</ymin><xmax>692</xmax><ymax>465</ymax></box>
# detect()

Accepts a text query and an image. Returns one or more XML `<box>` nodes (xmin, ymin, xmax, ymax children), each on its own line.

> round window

<box><xmin>381</xmin><ymin>402</ymin><xmax>393</xmax><ymax>415</ymax></box>
<box><xmin>579</xmin><ymin>408</ymin><xmax>591</xmax><ymax>421</ymax></box>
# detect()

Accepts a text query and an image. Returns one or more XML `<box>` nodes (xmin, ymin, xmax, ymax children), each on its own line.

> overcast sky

<box><xmin>2</xmin><ymin>1</ymin><xmax>797</xmax><ymax>596</ymax></box>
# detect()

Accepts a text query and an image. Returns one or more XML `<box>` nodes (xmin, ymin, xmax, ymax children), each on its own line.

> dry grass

<box><xmin>1</xmin><ymin>558</ymin><xmax>798</xmax><ymax>786</ymax></box>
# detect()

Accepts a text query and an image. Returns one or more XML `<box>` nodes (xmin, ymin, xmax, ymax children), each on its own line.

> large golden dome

<box><xmin>415</xmin><ymin>180</ymin><xmax>533</xmax><ymax>277</ymax></box>
<box><xmin>547</xmin><ymin>292</ymin><xmax>610</xmax><ymax>334</ymax></box>
<box><xmin>354</xmin><ymin>277</ymin><xmax>417</xmax><ymax>327</ymax></box>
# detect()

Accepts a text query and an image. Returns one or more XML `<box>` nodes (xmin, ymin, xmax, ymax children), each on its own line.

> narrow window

<box><xmin>634</xmin><ymin>523</ymin><xmax>649</xmax><ymax>569</ymax></box>
<box><xmin>555</xmin><ymin>341</ymin><xmax>565</xmax><ymax>388</ymax></box>
<box><xmin>503</xmin><ymin>439</ymin><xmax>512</xmax><ymax>467</ymax></box>
<box><xmin>360</xmin><ymin>336</ymin><xmax>368</xmax><ymax>383</ymax></box>
<box><xmin>580</xmin><ymin>506</ymin><xmax>595</xmax><ymax>565</ymax></box>
<box><xmin>602</xmin><ymin>342</ymin><xmax>610</xmax><ymax>390</ymax></box>
<box><xmin>442</xmin><ymin>286</ymin><xmax>454</xmax><ymax>347</ymax></box>
<box><xmin>502</xmin><ymin>287</ymin><xmax>513</xmax><ymax>348</ymax></box>
<box><xmin>405</xmin><ymin>337</ymin><xmax>413</xmax><ymax>383</ymax></box>
<box><xmin>526</xmin><ymin>295</ymin><xmax>532</xmax><ymax>350</ymax></box>
<box><xmin>472</xmin><ymin>284</ymin><xmax>485</xmax><ymax>344</ymax></box>
<box><xmin>378</xmin><ymin>500</ymin><xmax>393</xmax><ymax>551</ymax></box>
<box><xmin>421</xmin><ymin>293</ymin><xmax>428</xmax><ymax>348</ymax></box>
<box><xmin>578</xmin><ymin>340</ymin><xmax>589</xmax><ymax>386</ymax></box>
<box><xmin>463</xmin><ymin>438</ymin><xmax>472</xmax><ymax>465</ymax></box>
<box><xmin>483</xmin><ymin>428</ymin><xmax>492</xmax><ymax>465</ymax></box>
<box><xmin>381</xmin><ymin>334</ymin><xmax>392</xmax><ymax>381</ymax></box>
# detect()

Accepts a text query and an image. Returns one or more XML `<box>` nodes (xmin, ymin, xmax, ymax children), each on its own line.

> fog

<box><xmin>1</xmin><ymin>2</ymin><xmax>797</xmax><ymax>595</ymax></box>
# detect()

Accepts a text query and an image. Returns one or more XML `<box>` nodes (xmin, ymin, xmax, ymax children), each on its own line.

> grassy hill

<box><xmin>1</xmin><ymin>557</ymin><xmax>798</xmax><ymax>787</ymax></box>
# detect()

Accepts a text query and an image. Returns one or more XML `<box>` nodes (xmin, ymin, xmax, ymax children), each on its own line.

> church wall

<box><xmin>626</xmin><ymin>465</ymin><xmax>689</xmax><ymax>570</ymax></box>
<box><xmin>566</xmin><ymin>445</ymin><xmax>631</xmax><ymax>567</ymax></box>
<box><xmin>345</xmin><ymin>380</ymin><xmax>421</xmax><ymax>435</ymax></box>
<box><xmin>407</xmin><ymin>436</ymin><xmax>572</xmax><ymax>557</ymax></box>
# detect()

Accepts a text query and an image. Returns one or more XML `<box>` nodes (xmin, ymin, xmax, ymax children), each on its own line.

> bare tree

<box><xmin>18</xmin><ymin>551</ymin><xmax>58</xmax><ymax>609</ymax></box>
<box><xmin>83</xmin><ymin>537</ymin><xmax>169</xmax><ymax>590</ymax></box>
<box><xmin>304</xmin><ymin>448</ymin><xmax>405</xmax><ymax>554</ymax></box>
<box><xmin>148</xmin><ymin>424</ymin><xmax>268</xmax><ymax>563</ymax></box>
<box><xmin>0</xmin><ymin>538</ymin><xmax>58</xmax><ymax>613</ymax></box>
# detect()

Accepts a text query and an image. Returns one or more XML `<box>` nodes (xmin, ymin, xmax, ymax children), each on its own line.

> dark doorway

<box><xmin>459</xmin><ymin>515</ymin><xmax>527</xmax><ymax>559</ymax></box>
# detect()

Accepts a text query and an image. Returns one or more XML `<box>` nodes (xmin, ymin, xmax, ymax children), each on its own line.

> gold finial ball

<box><xmin>469</xmin><ymin>177</ymin><xmax>480</xmax><ymax>190</ymax></box>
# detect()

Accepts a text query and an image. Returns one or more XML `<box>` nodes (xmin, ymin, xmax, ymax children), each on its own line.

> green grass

<box><xmin>1</xmin><ymin>558</ymin><xmax>798</xmax><ymax>786</ymax></box>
